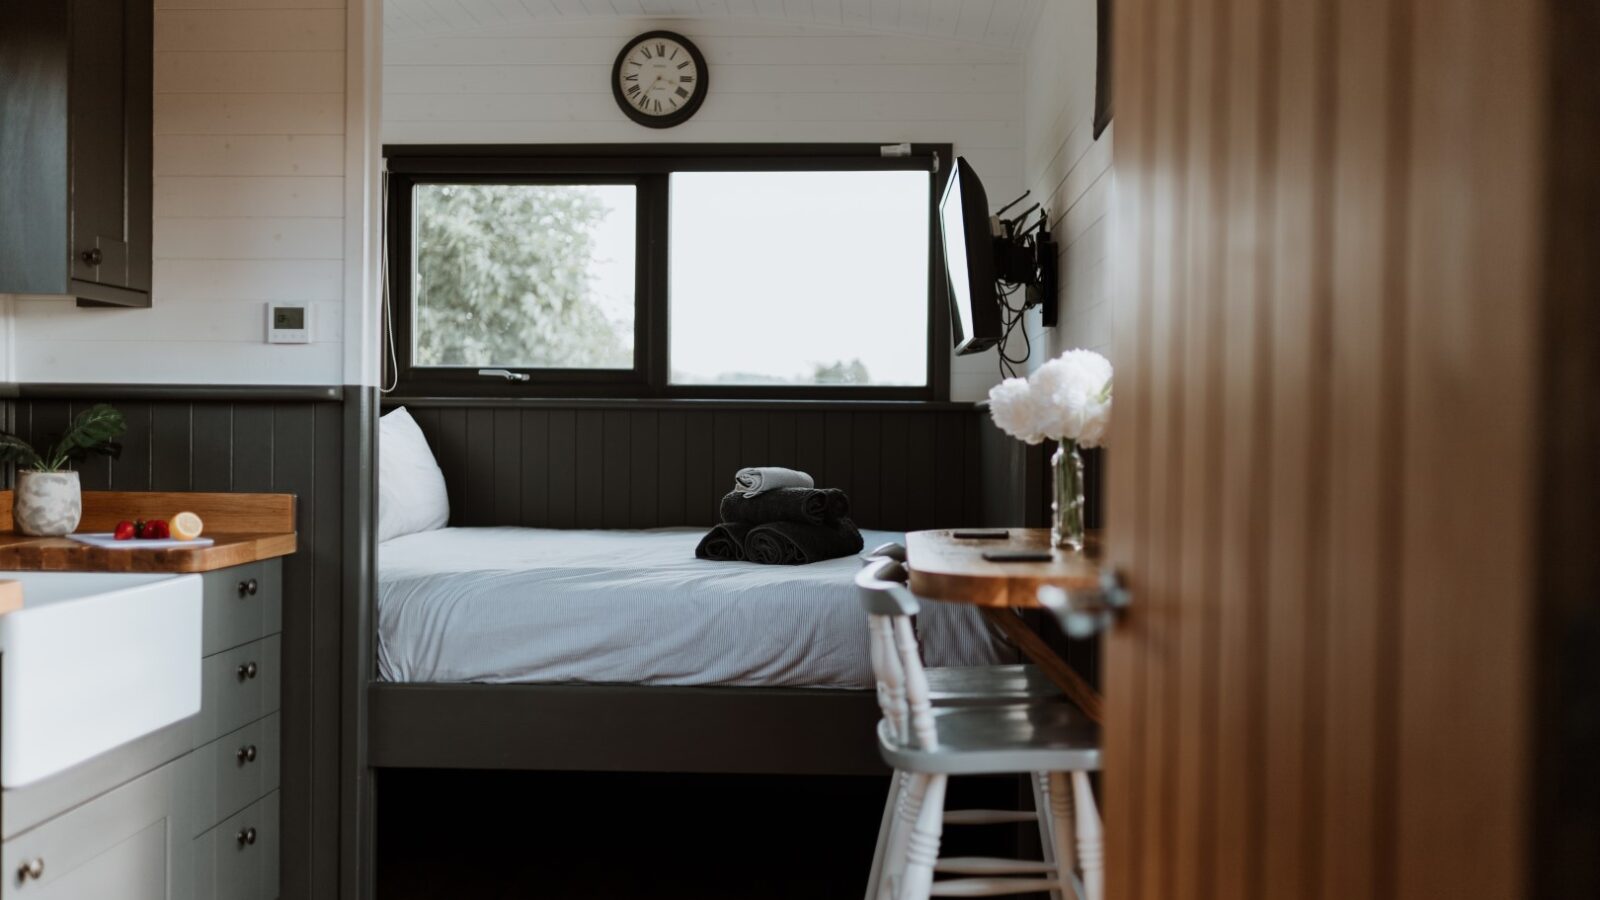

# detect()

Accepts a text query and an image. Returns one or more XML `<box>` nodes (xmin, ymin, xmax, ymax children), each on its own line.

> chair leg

<box><xmin>1071</xmin><ymin>772</ymin><xmax>1104</xmax><ymax>900</ymax></box>
<box><xmin>865</xmin><ymin>771</ymin><xmax>904</xmax><ymax>900</ymax></box>
<box><xmin>1048</xmin><ymin>772</ymin><xmax>1082</xmax><ymax>900</ymax></box>
<box><xmin>1032</xmin><ymin>772</ymin><xmax>1067</xmax><ymax>900</ymax></box>
<box><xmin>881</xmin><ymin>773</ymin><xmax>932</xmax><ymax>900</ymax></box>
<box><xmin>897</xmin><ymin>774</ymin><xmax>947</xmax><ymax>900</ymax></box>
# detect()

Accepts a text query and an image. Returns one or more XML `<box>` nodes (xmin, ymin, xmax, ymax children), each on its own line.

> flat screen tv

<box><xmin>939</xmin><ymin>157</ymin><xmax>1001</xmax><ymax>355</ymax></box>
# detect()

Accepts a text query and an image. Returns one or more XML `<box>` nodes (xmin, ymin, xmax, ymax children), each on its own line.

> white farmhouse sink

<box><xmin>0</xmin><ymin>571</ymin><xmax>201</xmax><ymax>788</ymax></box>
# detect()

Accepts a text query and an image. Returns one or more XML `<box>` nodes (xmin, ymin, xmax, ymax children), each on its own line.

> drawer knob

<box><xmin>80</xmin><ymin>248</ymin><xmax>102</xmax><ymax>266</ymax></box>
<box><xmin>236</xmin><ymin>827</ymin><xmax>257</xmax><ymax>847</ymax></box>
<box><xmin>237</xmin><ymin>744</ymin><xmax>258</xmax><ymax>764</ymax></box>
<box><xmin>238</xmin><ymin>578</ymin><xmax>259</xmax><ymax>597</ymax></box>
<box><xmin>17</xmin><ymin>857</ymin><xmax>44</xmax><ymax>881</ymax></box>
<box><xmin>237</xmin><ymin>661</ymin><xmax>258</xmax><ymax>681</ymax></box>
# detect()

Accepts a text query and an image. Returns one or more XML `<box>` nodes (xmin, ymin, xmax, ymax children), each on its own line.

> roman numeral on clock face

<box><xmin>626</xmin><ymin>84</ymin><xmax>640</xmax><ymax>97</ymax></box>
<box><xmin>675</xmin><ymin>86</ymin><xmax>689</xmax><ymax>99</ymax></box>
<box><xmin>681</xmin><ymin>75</ymin><xmax>694</xmax><ymax>83</ymax></box>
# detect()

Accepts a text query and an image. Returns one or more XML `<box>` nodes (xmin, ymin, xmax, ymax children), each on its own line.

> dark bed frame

<box><xmin>368</xmin><ymin>397</ymin><xmax>1045</xmax><ymax>775</ymax></box>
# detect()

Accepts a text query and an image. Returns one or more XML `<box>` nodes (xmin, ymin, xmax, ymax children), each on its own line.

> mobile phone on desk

<box><xmin>982</xmin><ymin>550</ymin><xmax>1054</xmax><ymax>563</ymax></box>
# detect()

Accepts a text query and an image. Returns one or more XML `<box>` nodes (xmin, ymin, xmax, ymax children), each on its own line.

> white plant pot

<box><xmin>14</xmin><ymin>470</ymin><xmax>82</xmax><ymax>536</ymax></box>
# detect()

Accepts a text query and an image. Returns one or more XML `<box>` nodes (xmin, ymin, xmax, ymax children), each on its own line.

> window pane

<box><xmin>668</xmin><ymin>171</ymin><xmax>930</xmax><ymax>387</ymax></box>
<box><xmin>412</xmin><ymin>183</ymin><xmax>636</xmax><ymax>369</ymax></box>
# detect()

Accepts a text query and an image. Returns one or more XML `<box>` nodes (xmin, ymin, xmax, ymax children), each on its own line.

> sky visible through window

<box><xmin>669</xmin><ymin>170</ymin><xmax>930</xmax><ymax>386</ymax></box>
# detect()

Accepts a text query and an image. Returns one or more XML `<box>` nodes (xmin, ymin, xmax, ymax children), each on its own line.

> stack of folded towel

<box><xmin>695</xmin><ymin>467</ymin><xmax>864</xmax><ymax>565</ymax></box>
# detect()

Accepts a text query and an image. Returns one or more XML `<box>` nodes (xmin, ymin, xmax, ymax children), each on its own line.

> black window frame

<box><xmin>384</xmin><ymin>143</ymin><xmax>953</xmax><ymax>401</ymax></box>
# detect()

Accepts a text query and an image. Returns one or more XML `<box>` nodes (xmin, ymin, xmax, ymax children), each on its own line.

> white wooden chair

<box><xmin>857</xmin><ymin>554</ymin><xmax>1104</xmax><ymax>900</ymax></box>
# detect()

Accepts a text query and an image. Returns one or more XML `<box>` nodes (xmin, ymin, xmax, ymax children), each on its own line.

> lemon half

<box><xmin>171</xmin><ymin>511</ymin><xmax>204</xmax><ymax>541</ymax></box>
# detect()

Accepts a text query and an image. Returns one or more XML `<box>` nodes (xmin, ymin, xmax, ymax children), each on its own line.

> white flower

<box><xmin>987</xmin><ymin>349</ymin><xmax>1114</xmax><ymax>447</ymax></box>
<box><xmin>987</xmin><ymin>377</ymin><xmax>1051</xmax><ymax>444</ymax></box>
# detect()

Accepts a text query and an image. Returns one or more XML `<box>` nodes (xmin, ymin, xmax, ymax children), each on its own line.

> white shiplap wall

<box><xmin>5</xmin><ymin>1</ymin><xmax>351</xmax><ymax>385</ymax></box>
<box><xmin>1018</xmin><ymin>0</ymin><xmax>1112</xmax><ymax>369</ymax></box>
<box><xmin>384</xmin><ymin>16</ymin><xmax>1024</xmax><ymax>401</ymax></box>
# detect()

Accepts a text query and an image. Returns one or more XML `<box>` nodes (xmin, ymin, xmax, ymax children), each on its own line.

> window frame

<box><xmin>384</xmin><ymin>144</ymin><xmax>953</xmax><ymax>401</ymax></box>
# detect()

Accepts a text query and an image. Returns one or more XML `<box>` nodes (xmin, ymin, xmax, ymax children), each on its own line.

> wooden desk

<box><xmin>906</xmin><ymin>528</ymin><xmax>1104</xmax><ymax>723</ymax></box>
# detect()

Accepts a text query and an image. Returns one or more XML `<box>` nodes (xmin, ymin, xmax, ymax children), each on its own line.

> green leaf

<box><xmin>45</xmin><ymin>404</ymin><xmax>126</xmax><ymax>470</ymax></box>
<box><xmin>0</xmin><ymin>432</ymin><xmax>44</xmax><ymax>471</ymax></box>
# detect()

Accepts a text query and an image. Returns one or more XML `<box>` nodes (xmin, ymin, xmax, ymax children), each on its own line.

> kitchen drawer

<box><xmin>197</xmin><ymin>636</ymin><xmax>281</xmax><ymax>746</ymax></box>
<box><xmin>188</xmin><ymin>713</ymin><xmax>280</xmax><ymax>837</ymax></box>
<box><xmin>202</xmin><ymin>561</ymin><xmax>282</xmax><ymax>656</ymax></box>
<box><xmin>1</xmin><ymin>753</ymin><xmax>182</xmax><ymax>900</ymax></box>
<box><xmin>190</xmin><ymin>792</ymin><xmax>278</xmax><ymax>900</ymax></box>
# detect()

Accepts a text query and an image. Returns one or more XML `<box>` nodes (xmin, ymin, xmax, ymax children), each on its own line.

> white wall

<box><xmin>1018</xmin><ymin>0</ymin><xmax>1112</xmax><ymax>370</ymax></box>
<box><xmin>3</xmin><ymin>1</ymin><xmax>373</xmax><ymax>387</ymax></box>
<box><xmin>383</xmin><ymin>16</ymin><xmax>1024</xmax><ymax>401</ymax></box>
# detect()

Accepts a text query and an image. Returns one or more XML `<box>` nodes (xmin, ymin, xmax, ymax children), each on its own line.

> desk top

<box><xmin>906</xmin><ymin>528</ymin><xmax>1102</xmax><ymax>607</ymax></box>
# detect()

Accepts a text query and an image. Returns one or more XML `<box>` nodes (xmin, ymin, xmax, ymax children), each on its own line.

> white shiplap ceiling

<box><xmin>386</xmin><ymin>0</ymin><xmax>1047</xmax><ymax>50</ymax></box>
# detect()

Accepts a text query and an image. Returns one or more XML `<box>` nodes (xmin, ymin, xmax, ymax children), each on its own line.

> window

<box><xmin>386</xmin><ymin>145</ymin><xmax>951</xmax><ymax>399</ymax></box>
<box><xmin>668</xmin><ymin>171</ymin><xmax>929</xmax><ymax>387</ymax></box>
<box><xmin>412</xmin><ymin>183</ymin><xmax>637</xmax><ymax>370</ymax></box>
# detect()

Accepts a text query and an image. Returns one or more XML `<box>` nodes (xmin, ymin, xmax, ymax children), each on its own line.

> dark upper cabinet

<box><xmin>0</xmin><ymin>0</ymin><xmax>153</xmax><ymax>307</ymax></box>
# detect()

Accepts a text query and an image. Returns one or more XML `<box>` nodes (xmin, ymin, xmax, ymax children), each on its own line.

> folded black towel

<box><xmin>719</xmin><ymin>487</ymin><xmax>850</xmax><ymax>526</ymax></box>
<box><xmin>744</xmin><ymin>518</ymin><xmax>864</xmax><ymax>565</ymax></box>
<box><xmin>694</xmin><ymin>522</ymin><xmax>752</xmax><ymax>562</ymax></box>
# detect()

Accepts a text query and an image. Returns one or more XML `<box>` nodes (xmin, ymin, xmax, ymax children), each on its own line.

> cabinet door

<box><xmin>67</xmin><ymin>0</ymin><xmax>149</xmax><ymax>293</ymax></box>
<box><xmin>67</xmin><ymin>0</ymin><xmax>128</xmax><ymax>288</ymax></box>
<box><xmin>1</xmin><ymin>754</ymin><xmax>182</xmax><ymax>900</ymax></box>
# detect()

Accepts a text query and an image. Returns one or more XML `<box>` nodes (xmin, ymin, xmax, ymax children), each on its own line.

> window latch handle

<box><xmin>478</xmin><ymin>368</ymin><xmax>531</xmax><ymax>382</ymax></box>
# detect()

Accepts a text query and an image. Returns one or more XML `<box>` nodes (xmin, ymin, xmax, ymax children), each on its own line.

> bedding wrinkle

<box><xmin>378</xmin><ymin>527</ymin><xmax>1010</xmax><ymax>687</ymax></box>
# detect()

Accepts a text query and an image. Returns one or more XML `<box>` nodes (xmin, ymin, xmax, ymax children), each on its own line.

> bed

<box><xmin>366</xmin><ymin>399</ymin><xmax>1043</xmax><ymax>776</ymax></box>
<box><xmin>377</xmin><ymin>526</ymin><xmax>1009</xmax><ymax>689</ymax></box>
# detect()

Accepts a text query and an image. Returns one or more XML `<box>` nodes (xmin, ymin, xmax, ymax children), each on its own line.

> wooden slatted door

<box><xmin>1101</xmin><ymin>1</ymin><xmax>1556</xmax><ymax>899</ymax></box>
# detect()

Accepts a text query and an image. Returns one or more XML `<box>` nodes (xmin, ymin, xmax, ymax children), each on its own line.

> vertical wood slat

<box><xmin>1210</xmin><ymin>0</ymin><xmax>1270</xmax><ymax>896</ymax></box>
<box><xmin>520</xmin><ymin>409</ymin><xmax>549</xmax><ymax>526</ymax></box>
<box><xmin>1171</xmin><ymin>0</ymin><xmax>1227</xmax><ymax>892</ymax></box>
<box><xmin>600</xmin><ymin>410</ymin><xmax>631</xmax><ymax>527</ymax></box>
<box><xmin>492</xmin><ymin>409</ymin><xmax>522</xmax><ymax>525</ymax></box>
<box><xmin>1396</xmin><ymin>2</ymin><xmax>1538</xmax><ymax>898</ymax></box>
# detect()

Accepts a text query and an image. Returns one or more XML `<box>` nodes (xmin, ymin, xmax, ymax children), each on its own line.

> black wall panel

<box><xmin>395</xmin><ymin>402</ymin><xmax>1018</xmax><ymax>532</ymax></box>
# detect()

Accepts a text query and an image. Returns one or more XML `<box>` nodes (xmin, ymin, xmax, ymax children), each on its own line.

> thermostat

<box><xmin>265</xmin><ymin>303</ymin><xmax>311</xmax><ymax>344</ymax></box>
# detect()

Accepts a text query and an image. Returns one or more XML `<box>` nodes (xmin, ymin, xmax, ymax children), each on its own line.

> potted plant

<box><xmin>0</xmin><ymin>404</ymin><xmax>126</xmax><ymax>536</ymax></box>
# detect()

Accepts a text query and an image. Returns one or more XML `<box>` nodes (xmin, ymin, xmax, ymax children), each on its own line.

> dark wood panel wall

<box><xmin>2</xmin><ymin>393</ymin><xmax>348</xmax><ymax>900</ymax></box>
<box><xmin>393</xmin><ymin>401</ymin><xmax>1039</xmax><ymax>533</ymax></box>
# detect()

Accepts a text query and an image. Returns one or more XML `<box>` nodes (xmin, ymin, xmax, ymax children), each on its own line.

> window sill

<box><xmin>379</xmin><ymin>395</ymin><xmax>981</xmax><ymax>413</ymax></box>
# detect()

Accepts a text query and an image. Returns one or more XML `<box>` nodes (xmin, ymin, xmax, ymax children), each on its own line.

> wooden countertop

<box><xmin>906</xmin><ymin>528</ymin><xmax>1103</xmax><ymax>607</ymax></box>
<box><xmin>0</xmin><ymin>490</ymin><xmax>297</xmax><ymax>573</ymax></box>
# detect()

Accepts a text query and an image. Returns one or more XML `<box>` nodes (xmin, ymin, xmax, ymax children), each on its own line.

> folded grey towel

<box><xmin>733</xmin><ymin>466</ymin><xmax>814</xmax><ymax>498</ymax></box>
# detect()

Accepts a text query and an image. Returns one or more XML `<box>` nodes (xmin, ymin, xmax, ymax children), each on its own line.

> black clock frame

<box><xmin>611</xmin><ymin>30</ymin><xmax>709</xmax><ymax>129</ymax></box>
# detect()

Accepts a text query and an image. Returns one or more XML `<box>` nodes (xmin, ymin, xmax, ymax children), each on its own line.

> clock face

<box><xmin>612</xmin><ymin>31</ymin><xmax>707</xmax><ymax>128</ymax></box>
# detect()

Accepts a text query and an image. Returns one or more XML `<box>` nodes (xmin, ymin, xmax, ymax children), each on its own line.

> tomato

<box><xmin>114</xmin><ymin>520</ymin><xmax>136</xmax><ymax>541</ymax></box>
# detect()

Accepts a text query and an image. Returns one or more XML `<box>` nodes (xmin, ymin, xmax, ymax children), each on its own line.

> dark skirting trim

<box><xmin>4</xmin><ymin>383</ymin><xmax>343</xmax><ymax>402</ymax></box>
<box><xmin>368</xmin><ymin>683</ymin><xmax>887</xmax><ymax>777</ymax></box>
<box><xmin>381</xmin><ymin>395</ymin><xmax>980</xmax><ymax>413</ymax></box>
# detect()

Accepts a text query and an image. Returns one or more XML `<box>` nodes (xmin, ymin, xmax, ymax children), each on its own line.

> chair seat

<box><xmin>926</xmin><ymin>664</ymin><xmax>1062</xmax><ymax>704</ymax></box>
<box><xmin>877</xmin><ymin>701</ymin><xmax>1100</xmax><ymax>775</ymax></box>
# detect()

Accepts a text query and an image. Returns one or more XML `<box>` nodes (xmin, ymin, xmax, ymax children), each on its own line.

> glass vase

<box><xmin>1051</xmin><ymin>440</ymin><xmax>1086</xmax><ymax>551</ymax></box>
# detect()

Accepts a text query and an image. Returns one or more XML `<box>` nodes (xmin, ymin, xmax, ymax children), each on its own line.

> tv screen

<box><xmin>939</xmin><ymin>158</ymin><xmax>1000</xmax><ymax>354</ymax></box>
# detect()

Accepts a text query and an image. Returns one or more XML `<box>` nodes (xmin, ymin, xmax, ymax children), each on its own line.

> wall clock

<box><xmin>611</xmin><ymin>31</ymin><xmax>708</xmax><ymax>129</ymax></box>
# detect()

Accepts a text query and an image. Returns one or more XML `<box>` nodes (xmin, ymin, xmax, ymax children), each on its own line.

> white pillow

<box><xmin>378</xmin><ymin>406</ymin><xmax>451</xmax><ymax>544</ymax></box>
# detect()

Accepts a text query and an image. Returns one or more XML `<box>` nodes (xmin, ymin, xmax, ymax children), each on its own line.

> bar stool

<box><xmin>858</xmin><ymin>555</ymin><xmax>1104</xmax><ymax>900</ymax></box>
<box><xmin>860</xmin><ymin>545</ymin><xmax>1068</xmax><ymax>899</ymax></box>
